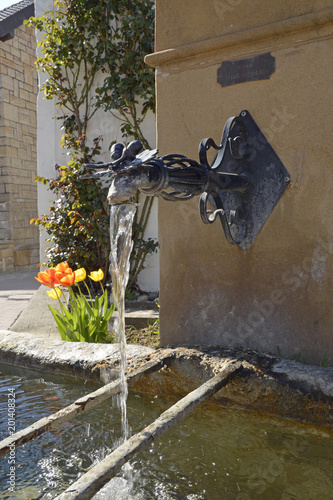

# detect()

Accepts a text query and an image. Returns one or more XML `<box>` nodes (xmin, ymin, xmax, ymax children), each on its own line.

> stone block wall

<box><xmin>0</xmin><ymin>22</ymin><xmax>39</xmax><ymax>272</ymax></box>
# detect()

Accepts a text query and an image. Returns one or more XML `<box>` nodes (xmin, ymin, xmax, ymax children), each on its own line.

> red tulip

<box><xmin>53</xmin><ymin>261</ymin><xmax>75</xmax><ymax>287</ymax></box>
<box><xmin>55</xmin><ymin>262</ymin><xmax>70</xmax><ymax>273</ymax></box>
<box><xmin>35</xmin><ymin>268</ymin><xmax>56</xmax><ymax>288</ymax></box>
<box><xmin>54</xmin><ymin>269</ymin><xmax>75</xmax><ymax>287</ymax></box>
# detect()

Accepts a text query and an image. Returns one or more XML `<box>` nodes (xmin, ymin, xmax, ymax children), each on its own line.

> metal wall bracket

<box><xmin>199</xmin><ymin>110</ymin><xmax>290</xmax><ymax>249</ymax></box>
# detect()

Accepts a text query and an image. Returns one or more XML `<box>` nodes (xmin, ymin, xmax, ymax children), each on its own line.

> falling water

<box><xmin>109</xmin><ymin>204</ymin><xmax>137</xmax><ymax>442</ymax></box>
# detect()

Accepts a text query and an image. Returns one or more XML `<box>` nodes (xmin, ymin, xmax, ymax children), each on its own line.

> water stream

<box><xmin>109</xmin><ymin>204</ymin><xmax>136</xmax><ymax>443</ymax></box>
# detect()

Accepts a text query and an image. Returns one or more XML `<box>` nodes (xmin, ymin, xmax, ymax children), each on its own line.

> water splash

<box><xmin>109</xmin><ymin>204</ymin><xmax>136</xmax><ymax>442</ymax></box>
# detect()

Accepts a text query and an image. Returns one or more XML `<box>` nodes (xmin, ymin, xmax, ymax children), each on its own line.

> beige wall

<box><xmin>147</xmin><ymin>1</ymin><xmax>333</xmax><ymax>364</ymax></box>
<box><xmin>0</xmin><ymin>23</ymin><xmax>39</xmax><ymax>272</ymax></box>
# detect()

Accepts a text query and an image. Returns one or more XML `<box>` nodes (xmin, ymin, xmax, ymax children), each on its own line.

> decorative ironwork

<box><xmin>84</xmin><ymin>110</ymin><xmax>290</xmax><ymax>249</ymax></box>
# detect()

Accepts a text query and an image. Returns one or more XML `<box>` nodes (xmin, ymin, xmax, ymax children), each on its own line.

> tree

<box><xmin>29</xmin><ymin>0</ymin><xmax>156</xmax><ymax>286</ymax></box>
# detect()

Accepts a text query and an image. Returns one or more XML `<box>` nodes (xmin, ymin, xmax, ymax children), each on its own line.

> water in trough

<box><xmin>0</xmin><ymin>362</ymin><xmax>333</xmax><ymax>499</ymax></box>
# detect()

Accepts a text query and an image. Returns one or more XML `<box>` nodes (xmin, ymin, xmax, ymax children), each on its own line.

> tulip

<box><xmin>55</xmin><ymin>269</ymin><xmax>76</xmax><ymax>287</ymax></box>
<box><xmin>55</xmin><ymin>262</ymin><xmax>70</xmax><ymax>273</ymax></box>
<box><xmin>53</xmin><ymin>261</ymin><xmax>75</xmax><ymax>286</ymax></box>
<box><xmin>74</xmin><ymin>268</ymin><xmax>86</xmax><ymax>283</ymax></box>
<box><xmin>35</xmin><ymin>268</ymin><xmax>56</xmax><ymax>288</ymax></box>
<box><xmin>47</xmin><ymin>287</ymin><xmax>62</xmax><ymax>300</ymax></box>
<box><xmin>88</xmin><ymin>269</ymin><xmax>104</xmax><ymax>282</ymax></box>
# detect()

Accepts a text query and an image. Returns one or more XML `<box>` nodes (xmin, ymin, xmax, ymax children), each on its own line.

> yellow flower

<box><xmin>47</xmin><ymin>287</ymin><xmax>62</xmax><ymax>300</ymax></box>
<box><xmin>75</xmin><ymin>268</ymin><xmax>86</xmax><ymax>283</ymax></box>
<box><xmin>89</xmin><ymin>269</ymin><xmax>104</xmax><ymax>282</ymax></box>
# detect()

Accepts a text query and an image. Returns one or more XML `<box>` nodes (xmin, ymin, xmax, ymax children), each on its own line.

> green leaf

<box><xmin>49</xmin><ymin>305</ymin><xmax>71</xmax><ymax>341</ymax></box>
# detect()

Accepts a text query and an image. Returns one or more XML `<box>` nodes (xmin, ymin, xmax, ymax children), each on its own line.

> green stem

<box><xmin>68</xmin><ymin>286</ymin><xmax>78</xmax><ymax>306</ymax></box>
<box><xmin>82</xmin><ymin>280</ymin><xmax>93</xmax><ymax>302</ymax></box>
<box><xmin>52</xmin><ymin>285</ymin><xmax>67</xmax><ymax>313</ymax></box>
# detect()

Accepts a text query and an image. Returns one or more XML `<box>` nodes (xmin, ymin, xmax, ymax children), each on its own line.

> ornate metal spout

<box><xmin>84</xmin><ymin>110</ymin><xmax>290</xmax><ymax>249</ymax></box>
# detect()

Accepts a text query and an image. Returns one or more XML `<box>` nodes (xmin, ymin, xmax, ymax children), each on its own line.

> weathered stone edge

<box><xmin>0</xmin><ymin>330</ymin><xmax>153</xmax><ymax>382</ymax></box>
<box><xmin>0</xmin><ymin>331</ymin><xmax>332</xmax><ymax>399</ymax></box>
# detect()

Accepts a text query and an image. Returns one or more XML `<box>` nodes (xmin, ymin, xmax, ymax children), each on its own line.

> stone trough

<box><xmin>0</xmin><ymin>330</ymin><xmax>332</xmax><ymax>498</ymax></box>
<box><xmin>0</xmin><ymin>331</ymin><xmax>332</xmax><ymax>428</ymax></box>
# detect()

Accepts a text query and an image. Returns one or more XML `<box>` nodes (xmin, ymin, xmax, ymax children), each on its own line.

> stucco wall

<box><xmin>147</xmin><ymin>0</ymin><xmax>333</xmax><ymax>364</ymax></box>
<box><xmin>35</xmin><ymin>0</ymin><xmax>158</xmax><ymax>291</ymax></box>
<box><xmin>0</xmin><ymin>22</ymin><xmax>39</xmax><ymax>271</ymax></box>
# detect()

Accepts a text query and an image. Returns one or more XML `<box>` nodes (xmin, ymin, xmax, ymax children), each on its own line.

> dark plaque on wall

<box><xmin>217</xmin><ymin>53</ymin><xmax>275</xmax><ymax>87</ymax></box>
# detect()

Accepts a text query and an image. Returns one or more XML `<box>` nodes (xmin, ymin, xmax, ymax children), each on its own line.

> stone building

<box><xmin>0</xmin><ymin>0</ymin><xmax>39</xmax><ymax>272</ymax></box>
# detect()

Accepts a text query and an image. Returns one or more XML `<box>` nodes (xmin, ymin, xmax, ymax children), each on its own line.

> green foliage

<box><xmin>292</xmin><ymin>351</ymin><xmax>305</xmax><ymax>364</ymax></box>
<box><xmin>31</xmin><ymin>158</ymin><xmax>110</xmax><ymax>277</ymax></box>
<box><xmin>276</xmin><ymin>346</ymin><xmax>305</xmax><ymax>364</ymax></box>
<box><xmin>94</xmin><ymin>0</ymin><xmax>155</xmax><ymax>147</ymax></box>
<box><xmin>320</xmin><ymin>352</ymin><xmax>331</xmax><ymax>367</ymax></box>
<box><xmin>49</xmin><ymin>286</ymin><xmax>115</xmax><ymax>343</ymax></box>
<box><xmin>28</xmin><ymin>1</ymin><xmax>103</xmax><ymax>143</ymax></box>
<box><xmin>28</xmin><ymin>0</ymin><xmax>155</xmax><ymax>147</ymax></box>
<box><xmin>28</xmin><ymin>0</ymin><xmax>157</xmax><ymax>286</ymax></box>
<box><xmin>125</xmin><ymin>319</ymin><xmax>160</xmax><ymax>347</ymax></box>
<box><xmin>277</xmin><ymin>345</ymin><xmax>331</xmax><ymax>367</ymax></box>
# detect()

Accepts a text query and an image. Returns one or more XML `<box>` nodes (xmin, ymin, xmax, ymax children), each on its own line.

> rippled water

<box><xmin>0</xmin><ymin>363</ymin><xmax>332</xmax><ymax>499</ymax></box>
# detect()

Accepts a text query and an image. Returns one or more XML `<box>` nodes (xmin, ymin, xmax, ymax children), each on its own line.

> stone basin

<box><xmin>0</xmin><ymin>330</ymin><xmax>332</xmax><ymax>428</ymax></box>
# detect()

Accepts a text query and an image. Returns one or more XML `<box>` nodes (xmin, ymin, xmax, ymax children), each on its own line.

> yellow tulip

<box><xmin>75</xmin><ymin>268</ymin><xmax>86</xmax><ymax>283</ymax></box>
<box><xmin>88</xmin><ymin>269</ymin><xmax>104</xmax><ymax>282</ymax></box>
<box><xmin>47</xmin><ymin>287</ymin><xmax>62</xmax><ymax>300</ymax></box>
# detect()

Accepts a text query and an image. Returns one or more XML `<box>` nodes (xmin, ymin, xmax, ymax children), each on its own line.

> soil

<box><xmin>125</xmin><ymin>324</ymin><xmax>160</xmax><ymax>348</ymax></box>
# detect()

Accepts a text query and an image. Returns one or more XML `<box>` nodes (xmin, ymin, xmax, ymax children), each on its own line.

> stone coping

<box><xmin>146</xmin><ymin>7</ymin><xmax>333</xmax><ymax>69</ymax></box>
<box><xmin>0</xmin><ymin>331</ymin><xmax>332</xmax><ymax>427</ymax></box>
<box><xmin>0</xmin><ymin>330</ymin><xmax>152</xmax><ymax>380</ymax></box>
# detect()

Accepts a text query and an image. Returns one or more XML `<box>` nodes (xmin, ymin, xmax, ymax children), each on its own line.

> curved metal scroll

<box><xmin>198</xmin><ymin>115</ymin><xmax>249</xmax><ymax>245</ymax></box>
<box><xmin>199</xmin><ymin>191</ymin><xmax>246</xmax><ymax>245</ymax></box>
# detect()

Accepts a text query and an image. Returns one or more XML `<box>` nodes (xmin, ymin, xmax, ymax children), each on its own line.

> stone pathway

<box><xmin>0</xmin><ymin>270</ymin><xmax>39</xmax><ymax>330</ymax></box>
<box><xmin>0</xmin><ymin>293</ymin><xmax>35</xmax><ymax>330</ymax></box>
